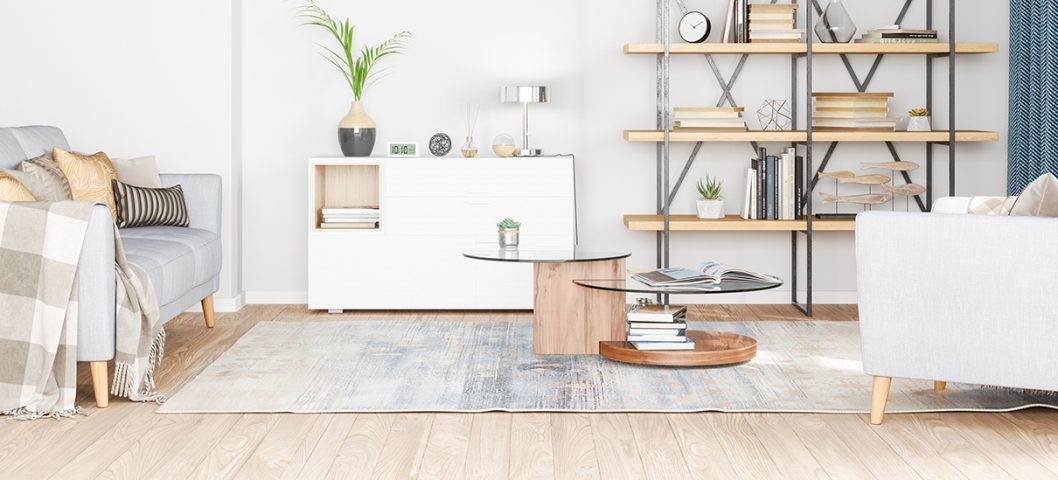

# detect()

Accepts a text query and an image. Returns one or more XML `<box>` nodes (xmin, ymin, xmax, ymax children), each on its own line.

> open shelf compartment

<box><xmin>312</xmin><ymin>163</ymin><xmax>381</xmax><ymax>231</ymax></box>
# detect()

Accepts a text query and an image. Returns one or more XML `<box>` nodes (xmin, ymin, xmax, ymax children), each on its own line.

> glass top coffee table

<box><xmin>463</xmin><ymin>247</ymin><xmax>631</xmax><ymax>355</ymax></box>
<box><xmin>575</xmin><ymin>276</ymin><xmax>783</xmax><ymax>367</ymax></box>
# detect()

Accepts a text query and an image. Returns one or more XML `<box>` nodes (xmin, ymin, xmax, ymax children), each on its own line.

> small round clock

<box><xmin>429</xmin><ymin>133</ymin><xmax>452</xmax><ymax>157</ymax></box>
<box><xmin>679</xmin><ymin>11</ymin><xmax>711</xmax><ymax>43</ymax></box>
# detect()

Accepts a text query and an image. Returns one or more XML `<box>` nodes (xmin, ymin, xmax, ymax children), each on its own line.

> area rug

<box><xmin>158</xmin><ymin>320</ymin><xmax>1058</xmax><ymax>414</ymax></box>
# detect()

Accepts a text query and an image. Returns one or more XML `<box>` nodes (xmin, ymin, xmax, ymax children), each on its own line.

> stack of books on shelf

<box><xmin>742</xmin><ymin>147</ymin><xmax>803</xmax><ymax>220</ymax></box>
<box><xmin>747</xmin><ymin>3</ymin><xmax>803</xmax><ymax>43</ymax></box>
<box><xmin>626</xmin><ymin>305</ymin><xmax>694</xmax><ymax>351</ymax></box>
<box><xmin>812</xmin><ymin>92</ymin><xmax>897</xmax><ymax>131</ymax></box>
<box><xmin>856</xmin><ymin>26</ymin><xmax>939</xmax><ymax>44</ymax></box>
<box><xmin>673</xmin><ymin>107</ymin><xmax>747</xmax><ymax>131</ymax></box>
<box><xmin>319</xmin><ymin>206</ymin><xmax>379</xmax><ymax>229</ymax></box>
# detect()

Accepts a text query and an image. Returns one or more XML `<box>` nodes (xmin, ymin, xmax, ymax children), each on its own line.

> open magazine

<box><xmin>632</xmin><ymin>261</ymin><xmax>782</xmax><ymax>288</ymax></box>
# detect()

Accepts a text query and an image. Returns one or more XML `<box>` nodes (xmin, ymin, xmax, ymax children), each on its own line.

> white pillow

<box><xmin>111</xmin><ymin>155</ymin><xmax>162</xmax><ymax>188</ymax></box>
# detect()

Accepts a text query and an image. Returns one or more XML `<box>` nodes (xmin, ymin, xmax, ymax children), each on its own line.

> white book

<box><xmin>628</xmin><ymin>328</ymin><xmax>686</xmax><ymax>336</ymax></box>
<box><xmin>741</xmin><ymin>167</ymin><xmax>754</xmax><ymax>220</ymax></box>
<box><xmin>781</xmin><ymin>151</ymin><xmax>795</xmax><ymax>220</ymax></box>
<box><xmin>631</xmin><ymin>340</ymin><xmax>696</xmax><ymax>351</ymax></box>
<box><xmin>628</xmin><ymin>321</ymin><xmax>689</xmax><ymax>330</ymax></box>
<box><xmin>626</xmin><ymin>334</ymin><xmax>688</xmax><ymax>343</ymax></box>
<box><xmin>627</xmin><ymin>305</ymin><xmax>687</xmax><ymax>322</ymax></box>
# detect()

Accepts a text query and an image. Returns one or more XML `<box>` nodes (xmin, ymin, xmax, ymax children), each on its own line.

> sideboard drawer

<box><xmin>384</xmin><ymin>157</ymin><xmax>574</xmax><ymax>198</ymax></box>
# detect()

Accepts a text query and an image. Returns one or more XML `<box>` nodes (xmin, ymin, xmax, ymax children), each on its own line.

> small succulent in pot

<box><xmin>695</xmin><ymin>175</ymin><xmax>725</xmax><ymax>219</ymax></box>
<box><xmin>906</xmin><ymin>108</ymin><xmax>932</xmax><ymax>132</ymax></box>
<box><xmin>497</xmin><ymin>218</ymin><xmax>521</xmax><ymax>248</ymax></box>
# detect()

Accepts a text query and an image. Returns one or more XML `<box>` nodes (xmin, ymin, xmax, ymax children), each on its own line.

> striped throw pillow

<box><xmin>112</xmin><ymin>180</ymin><xmax>190</xmax><ymax>228</ymax></box>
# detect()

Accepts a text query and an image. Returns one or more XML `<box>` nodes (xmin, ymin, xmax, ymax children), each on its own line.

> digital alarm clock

<box><xmin>387</xmin><ymin>142</ymin><xmax>420</xmax><ymax>158</ymax></box>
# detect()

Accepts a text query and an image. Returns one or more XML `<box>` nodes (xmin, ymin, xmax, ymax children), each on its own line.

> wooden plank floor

<box><xmin>3</xmin><ymin>304</ymin><xmax>1057</xmax><ymax>480</ymax></box>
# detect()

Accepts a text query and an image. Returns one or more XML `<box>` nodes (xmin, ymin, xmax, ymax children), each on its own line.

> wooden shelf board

<box><xmin>622</xmin><ymin>214</ymin><xmax>855</xmax><ymax>232</ymax></box>
<box><xmin>624</xmin><ymin>43</ymin><xmax>998</xmax><ymax>55</ymax></box>
<box><xmin>623</xmin><ymin>130</ymin><xmax>998</xmax><ymax>143</ymax></box>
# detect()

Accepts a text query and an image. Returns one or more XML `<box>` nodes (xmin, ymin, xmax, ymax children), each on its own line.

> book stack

<box><xmin>626</xmin><ymin>305</ymin><xmax>694</xmax><ymax>351</ymax></box>
<box><xmin>856</xmin><ymin>26</ymin><xmax>939</xmax><ymax>44</ymax></box>
<box><xmin>319</xmin><ymin>207</ymin><xmax>380</xmax><ymax>229</ymax></box>
<box><xmin>812</xmin><ymin>92</ymin><xmax>897</xmax><ymax>131</ymax></box>
<box><xmin>673</xmin><ymin>107</ymin><xmax>747</xmax><ymax>131</ymax></box>
<box><xmin>742</xmin><ymin>147</ymin><xmax>803</xmax><ymax>220</ymax></box>
<box><xmin>748</xmin><ymin>3</ymin><xmax>803</xmax><ymax>43</ymax></box>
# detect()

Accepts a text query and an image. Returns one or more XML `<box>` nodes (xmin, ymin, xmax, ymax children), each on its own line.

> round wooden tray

<box><xmin>598</xmin><ymin>330</ymin><xmax>757</xmax><ymax>367</ymax></box>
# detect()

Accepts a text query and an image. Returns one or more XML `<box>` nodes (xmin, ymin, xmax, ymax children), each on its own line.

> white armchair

<box><xmin>855</xmin><ymin>199</ymin><xmax>1058</xmax><ymax>424</ymax></box>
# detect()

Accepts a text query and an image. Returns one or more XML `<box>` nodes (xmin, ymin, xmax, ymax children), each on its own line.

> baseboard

<box><xmin>241</xmin><ymin>290</ymin><xmax>857</xmax><ymax>306</ymax></box>
<box><xmin>183</xmin><ymin>292</ymin><xmax>245</xmax><ymax>313</ymax></box>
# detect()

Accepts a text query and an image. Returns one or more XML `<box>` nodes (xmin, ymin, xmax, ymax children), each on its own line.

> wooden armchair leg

<box><xmin>90</xmin><ymin>361</ymin><xmax>109</xmax><ymax>408</ymax></box>
<box><xmin>201</xmin><ymin>293</ymin><xmax>215</xmax><ymax>328</ymax></box>
<box><xmin>870</xmin><ymin>376</ymin><xmax>892</xmax><ymax>425</ymax></box>
<box><xmin>934</xmin><ymin>381</ymin><xmax>947</xmax><ymax>392</ymax></box>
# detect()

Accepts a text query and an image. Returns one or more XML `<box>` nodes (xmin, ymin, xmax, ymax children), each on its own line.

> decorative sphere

<box><xmin>429</xmin><ymin>133</ymin><xmax>452</xmax><ymax>157</ymax></box>
<box><xmin>492</xmin><ymin>134</ymin><xmax>517</xmax><ymax>157</ymax></box>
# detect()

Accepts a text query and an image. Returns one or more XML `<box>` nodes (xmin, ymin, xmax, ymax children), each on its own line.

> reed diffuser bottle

<box><xmin>461</xmin><ymin>104</ymin><xmax>479</xmax><ymax>158</ymax></box>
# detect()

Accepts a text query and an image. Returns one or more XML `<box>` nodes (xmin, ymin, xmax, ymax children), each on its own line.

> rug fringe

<box><xmin>2</xmin><ymin>406</ymin><xmax>86</xmax><ymax>420</ymax></box>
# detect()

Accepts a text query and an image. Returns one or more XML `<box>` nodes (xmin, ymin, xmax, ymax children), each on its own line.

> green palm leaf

<box><xmin>296</xmin><ymin>1</ymin><xmax>410</xmax><ymax>101</ymax></box>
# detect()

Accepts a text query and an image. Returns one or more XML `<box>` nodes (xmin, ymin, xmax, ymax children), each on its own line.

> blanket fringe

<box><xmin>111</xmin><ymin>329</ymin><xmax>167</xmax><ymax>404</ymax></box>
<box><xmin>2</xmin><ymin>406</ymin><xmax>86</xmax><ymax>421</ymax></box>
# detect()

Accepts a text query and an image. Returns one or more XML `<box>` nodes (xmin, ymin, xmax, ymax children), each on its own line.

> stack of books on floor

<box><xmin>742</xmin><ymin>147</ymin><xmax>803</xmax><ymax>220</ymax></box>
<box><xmin>812</xmin><ymin>92</ymin><xmax>897</xmax><ymax>131</ymax></box>
<box><xmin>319</xmin><ymin>206</ymin><xmax>379</xmax><ymax>229</ymax></box>
<box><xmin>856</xmin><ymin>26</ymin><xmax>939</xmax><ymax>44</ymax></box>
<box><xmin>747</xmin><ymin>3</ymin><xmax>803</xmax><ymax>43</ymax></box>
<box><xmin>626</xmin><ymin>305</ymin><xmax>694</xmax><ymax>351</ymax></box>
<box><xmin>673</xmin><ymin>107</ymin><xmax>747</xmax><ymax>131</ymax></box>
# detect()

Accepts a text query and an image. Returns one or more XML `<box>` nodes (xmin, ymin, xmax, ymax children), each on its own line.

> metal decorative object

<box><xmin>501</xmin><ymin>86</ymin><xmax>549</xmax><ymax>156</ymax></box>
<box><xmin>756</xmin><ymin>100</ymin><xmax>792</xmax><ymax>131</ymax></box>
<box><xmin>429</xmin><ymin>133</ymin><xmax>452</xmax><ymax>157</ymax></box>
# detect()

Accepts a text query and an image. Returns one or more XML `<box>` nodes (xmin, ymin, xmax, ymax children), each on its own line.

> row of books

<box><xmin>626</xmin><ymin>305</ymin><xmax>693</xmax><ymax>351</ymax></box>
<box><xmin>673</xmin><ymin>106</ymin><xmax>747</xmax><ymax>131</ymax></box>
<box><xmin>812</xmin><ymin>92</ymin><xmax>898</xmax><ymax>131</ymax></box>
<box><xmin>856</xmin><ymin>26</ymin><xmax>939</xmax><ymax>44</ymax></box>
<box><xmin>320</xmin><ymin>206</ymin><xmax>379</xmax><ymax>229</ymax></box>
<box><xmin>747</xmin><ymin>3</ymin><xmax>804</xmax><ymax>43</ymax></box>
<box><xmin>742</xmin><ymin>147</ymin><xmax>803</xmax><ymax>221</ymax></box>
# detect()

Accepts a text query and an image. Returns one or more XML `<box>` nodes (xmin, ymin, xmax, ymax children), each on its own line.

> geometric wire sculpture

<box><xmin>756</xmin><ymin>99</ymin><xmax>792</xmax><ymax>131</ymax></box>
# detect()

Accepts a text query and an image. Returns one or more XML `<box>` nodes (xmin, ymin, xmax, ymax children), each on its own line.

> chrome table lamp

<box><xmin>501</xmin><ymin>85</ymin><xmax>549</xmax><ymax>156</ymax></box>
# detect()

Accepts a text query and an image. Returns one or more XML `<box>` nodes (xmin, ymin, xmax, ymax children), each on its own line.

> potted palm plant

<box><xmin>298</xmin><ymin>1</ymin><xmax>410</xmax><ymax>157</ymax></box>
<box><xmin>696</xmin><ymin>175</ymin><xmax>724</xmax><ymax>219</ymax></box>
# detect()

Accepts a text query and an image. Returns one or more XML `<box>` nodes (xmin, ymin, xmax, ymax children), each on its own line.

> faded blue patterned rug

<box><xmin>158</xmin><ymin>320</ymin><xmax>1058</xmax><ymax>413</ymax></box>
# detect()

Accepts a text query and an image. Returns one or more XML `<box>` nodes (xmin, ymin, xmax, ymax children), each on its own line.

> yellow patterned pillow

<box><xmin>52</xmin><ymin>147</ymin><xmax>118</xmax><ymax>219</ymax></box>
<box><xmin>0</xmin><ymin>171</ymin><xmax>36</xmax><ymax>202</ymax></box>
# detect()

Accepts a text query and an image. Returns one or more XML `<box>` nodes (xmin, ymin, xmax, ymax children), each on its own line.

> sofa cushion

<box><xmin>120</xmin><ymin>226</ymin><xmax>222</xmax><ymax>306</ymax></box>
<box><xmin>0</xmin><ymin>126</ymin><xmax>69</xmax><ymax>170</ymax></box>
<box><xmin>53</xmin><ymin>148</ymin><xmax>119</xmax><ymax>220</ymax></box>
<box><xmin>1010</xmin><ymin>173</ymin><xmax>1058</xmax><ymax>217</ymax></box>
<box><xmin>15</xmin><ymin>155</ymin><xmax>73</xmax><ymax>201</ymax></box>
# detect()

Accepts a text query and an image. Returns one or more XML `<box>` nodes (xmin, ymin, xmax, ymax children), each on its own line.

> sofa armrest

<box><xmin>855</xmin><ymin>211</ymin><xmax>1058</xmax><ymax>390</ymax></box>
<box><xmin>76</xmin><ymin>204</ymin><xmax>116</xmax><ymax>362</ymax></box>
<box><xmin>930</xmin><ymin>196</ymin><xmax>972</xmax><ymax>214</ymax></box>
<box><xmin>160</xmin><ymin>174</ymin><xmax>222</xmax><ymax>234</ymax></box>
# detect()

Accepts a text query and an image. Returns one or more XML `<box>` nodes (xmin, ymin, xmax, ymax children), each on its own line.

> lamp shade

<box><xmin>501</xmin><ymin>86</ymin><xmax>549</xmax><ymax>104</ymax></box>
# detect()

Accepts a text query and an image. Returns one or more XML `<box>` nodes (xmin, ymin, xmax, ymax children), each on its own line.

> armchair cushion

<box><xmin>120</xmin><ymin>226</ymin><xmax>221</xmax><ymax>305</ymax></box>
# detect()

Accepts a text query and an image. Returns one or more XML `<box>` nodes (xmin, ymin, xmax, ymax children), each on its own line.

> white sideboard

<box><xmin>307</xmin><ymin>155</ymin><xmax>577</xmax><ymax>310</ymax></box>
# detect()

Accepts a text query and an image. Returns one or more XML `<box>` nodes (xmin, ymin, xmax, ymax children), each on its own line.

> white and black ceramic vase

<box><xmin>338</xmin><ymin>101</ymin><xmax>376</xmax><ymax>157</ymax></box>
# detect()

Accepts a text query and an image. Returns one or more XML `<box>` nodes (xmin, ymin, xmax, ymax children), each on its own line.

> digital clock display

<box><xmin>387</xmin><ymin>142</ymin><xmax>419</xmax><ymax>157</ymax></box>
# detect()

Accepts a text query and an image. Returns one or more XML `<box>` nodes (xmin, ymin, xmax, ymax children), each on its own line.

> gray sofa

<box><xmin>0</xmin><ymin>125</ymin><xmax>221</xmax><ymax>407</ymax></box>
<box><xmin>856</xmin><ymin>197</ymin><xmax>1058</xmax><ymax>424</ymax></box>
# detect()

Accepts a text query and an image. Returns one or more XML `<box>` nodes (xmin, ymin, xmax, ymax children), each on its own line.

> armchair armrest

<box><xmin>160</xmin><ymin>174</ymin><xmax>222</xmax><ymax>234</ymax></box>
<box><xmin>855</xmin><ymin>211</ymin><xmax>1058</xmax><ymax>391</ymax></box>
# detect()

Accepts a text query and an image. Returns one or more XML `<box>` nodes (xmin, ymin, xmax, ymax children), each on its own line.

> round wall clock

<box><xmin>429</xmin><ymin>133</ymin><xmax>452</xmax><ymax>157</ymax></box>
<box><xmin>679</xmin><ymin>11</ymin><xmax>711</xmax><ymax>43</ymax></box>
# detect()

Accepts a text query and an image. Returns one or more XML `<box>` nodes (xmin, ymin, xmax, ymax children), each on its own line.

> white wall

<box><xmin>240</xmin><ymin>0</ymin><xmax>1009</xmax><ymax>304</ymax></box>
<box><xmin>0</xmin><ymin>1</ymin><xmax>1010</xmax><ymax>307</ymax></box>
<box><xmin>0</xmin><ymin>0</ymin><xmax>244</xmax><ymax>310</ymax></box>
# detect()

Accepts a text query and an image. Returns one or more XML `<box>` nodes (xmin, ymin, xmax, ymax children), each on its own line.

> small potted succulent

<box><xmin>906</xmin><ymin>108</ymin><xmax>931</xmax><ymax>132</ymax></box>
<box><xmin>497</xmin><ymin>218</ymin><xmax>521</xmax><ymax>249</ymax></box>
<box><xmin>696</xmin><ymin>175</ymin><xmax>724</xmax><ymax>219</ymax></box>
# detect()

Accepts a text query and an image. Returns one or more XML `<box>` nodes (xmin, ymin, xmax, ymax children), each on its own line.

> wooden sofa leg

<box><xmin>90</xmin><ymin>361</ymin><xmax>109</xmax><ymax>408</ymax></box>
<box><xmin>202</xmin><ymin>294</ymin><xmax>215</xmax><ymax>328</ymax></box>
<box><xmin>934</xmin><ymin>381</ymin><xmax>947</xmax><ymax>393</ymax></box>
<box><xmin>870</xmin><ymin>376</ymin><xmax>892</xmax><ymax>425</ymax></box>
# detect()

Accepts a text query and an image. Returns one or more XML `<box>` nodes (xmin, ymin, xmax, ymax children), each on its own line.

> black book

<box><xmin>794</xmin><ymin>155</ymin><xmax>804</xmax><ymax>219</ymax></box>
<box><xmin>750</xmin><ymin>158</ymin><xmax>761</xmax><ymax>219</ymax></box>
<box><xmin>766</xmin><ymin>155</ymin><xmax>778</xmax><ymax>220</ymax></box>
<box><xmin>757</xmin><ymin>148</ymin><xmax>767</xmax><ymax>219</ymax></box>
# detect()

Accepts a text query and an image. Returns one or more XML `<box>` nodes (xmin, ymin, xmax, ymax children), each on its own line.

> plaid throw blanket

<box><xmin>0</xmin><ymin>202</ymin><xmax>165</xmax><ymax>419</ymax></box>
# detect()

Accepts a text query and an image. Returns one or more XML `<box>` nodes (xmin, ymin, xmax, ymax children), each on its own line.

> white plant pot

<box><xmin>906</xmin><ymin>116</ymin><xmax>931</xmax><ymax>132</ymax></box>
<box><xmin>696</xmin><ymin>199</ymin><xmax>725</xmax><ymax>219</ymax></box>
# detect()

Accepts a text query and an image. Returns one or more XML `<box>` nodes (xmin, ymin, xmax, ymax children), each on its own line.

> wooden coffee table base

<box><xmin>599</xmin><ymin>330</ymin><xmax>757</xmax><ymax>367</ymax></box>
<box><xmin>532</xmin><ymin>259</ymin><xmax>626</xmax><ymax>355</ymax></box>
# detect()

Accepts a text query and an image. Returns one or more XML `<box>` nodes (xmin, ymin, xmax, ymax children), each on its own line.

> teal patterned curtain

<box><xmin>1008</xmin><ymin>0</ymin><xmax>1058</xmax><ymax>194</ymax></box>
